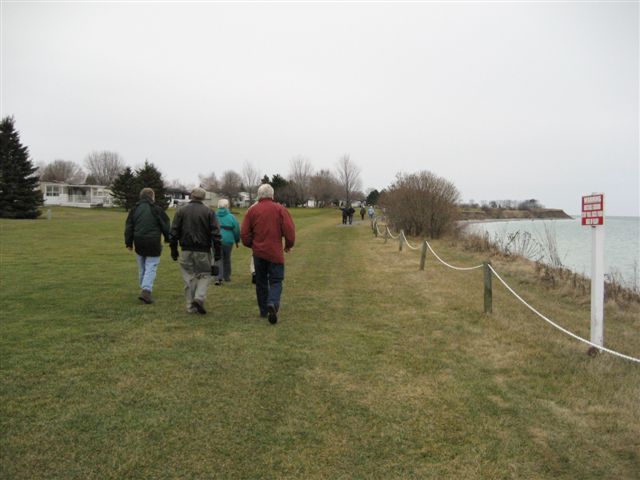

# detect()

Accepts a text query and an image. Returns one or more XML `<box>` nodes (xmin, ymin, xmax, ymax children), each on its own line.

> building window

<box><xmin>46</xmin><ymin>185</ymin><xmax>60</xmax><ymax>197</ymax></box>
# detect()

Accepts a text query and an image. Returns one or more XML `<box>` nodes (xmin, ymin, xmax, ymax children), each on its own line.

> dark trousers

<box><xmin>253</xmin><ymin>256</ymin><xmax>284</xmax><ymax>316</ymax></box>
<box><xmin>216</xmin><ymin>243</ymin><xmax>233</xmax><ymax>281</ymax></box>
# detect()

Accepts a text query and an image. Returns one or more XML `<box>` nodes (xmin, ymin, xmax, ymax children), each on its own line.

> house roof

<box><xmin>39</xmin><ymin>181</ymin><xmax>110</xmax><ymax>188</ymax></box>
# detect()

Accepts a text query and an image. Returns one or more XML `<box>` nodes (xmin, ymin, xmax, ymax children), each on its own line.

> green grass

<box><xmin>1</xmin><ymin>207</ymin><xmax>639</xmax><ymax>479</ymax></box>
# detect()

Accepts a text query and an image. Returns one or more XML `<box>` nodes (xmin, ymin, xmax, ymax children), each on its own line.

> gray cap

<box><xmin>191</xmin><ymin>187</ymin><xmax>206</xmax><ymax>200</ymax></box>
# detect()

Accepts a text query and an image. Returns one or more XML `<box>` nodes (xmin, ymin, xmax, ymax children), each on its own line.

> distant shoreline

<box><xmin>458</xmin><ymin>208</ymin><xmax>572</xmax><ymax>222</ymax></box>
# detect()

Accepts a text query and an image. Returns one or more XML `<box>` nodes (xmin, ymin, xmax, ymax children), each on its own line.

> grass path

<box><xmin>1</xmin><ymin>207</ymin><xmax>639</xmax><ymax>479</ymax></box>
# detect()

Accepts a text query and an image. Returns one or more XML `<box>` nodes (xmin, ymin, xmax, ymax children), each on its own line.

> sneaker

<box><xmin>138</xmin><ymin>289</ymin><xmax>154</xmax><ymax>304</ymax></box>
<box><xmin>191</xmin><ymin>299</ymin><xmax>206</xmax><ymax>314</ymax></box>
<box><xmin>214</xmin><ymin>280</ymin><xmax>222</xmax><ymax>286</ymax></box>
<box><xmin>267</xmin><ymin>304</ymin><xmax>278</xmax><ymax>324</ymax></box>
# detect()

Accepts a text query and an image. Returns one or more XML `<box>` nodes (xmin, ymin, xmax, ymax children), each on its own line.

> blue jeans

<box><xmin>217</xmin><ymin>243</ymin><xmax>234</xmax><ymax>282</ymax></box>
<box><xmin>253</xmin><ymin>256</ymin><xmax>284</xmax><ymax>316</ymax></box>
<box><xmin>136</xmin><ymin>254</ymin><xmax>161</xmax><ymax>292</ymax></box>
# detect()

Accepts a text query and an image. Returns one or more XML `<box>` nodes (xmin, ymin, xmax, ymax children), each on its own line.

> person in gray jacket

<box><xmin>170</xmin><ymin>187</ymin><xmax>222</xmax><ymax>314</ymax></box>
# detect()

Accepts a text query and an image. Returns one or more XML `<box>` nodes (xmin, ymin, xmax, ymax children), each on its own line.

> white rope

<box><xmin>386</xmin><ymin>227</ymin><xmax>400</xmax><ymax>240</ymax></box>
<box><xmin>375</xmin><ymin>223</ymin><xmax>385</xmax><ymax>236</ymax></box>
<box><xmin>425</xmin><ymin>241</ymin><xmax>484</xmax><ymax>271</ymax></box>
<box><xmin>488</xmin><ymin>264</ymin><xmax>640</xmax><ymax>364</ymax></box>
<box><xmin>401</xmin><ymin>231</ymin><xmax>421</xmax><ymax>251</ymax></box>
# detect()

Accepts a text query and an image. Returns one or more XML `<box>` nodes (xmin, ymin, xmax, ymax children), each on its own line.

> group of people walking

<box><xmin>340</xmin><ymin>204</ymin><xmax>375</xmax><ymax>224</ymax></box>
<box><xmin>125</xmin><ymin>184</ymin><xmax>295</xmax><ymax>324</ymax></box>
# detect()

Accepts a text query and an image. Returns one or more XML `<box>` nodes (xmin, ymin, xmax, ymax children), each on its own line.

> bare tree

<box><xmin>83</xmin><ymin>151</ymin><xmax>125</xmax><ymax>186</ymax></box>
<box><xmin>40</xmin><ymin>159</ymin><xmax>85</xmax><ymax>184</ymax></box>
<box><xmin>309</xmin><ymin>169</ymin><xmax>340</xmax><ymax>207</ymax></box>
<box><xmin>351</xmin><ymin>190</ymin><xmax>366</xmax><ymax>203</ymax></box>
<box><xmin>288</xmin><ymin>155</ymin><xmax>314</xmax><ymax>206</ymax></box>
<box><xmin>335</xmin><ymin>154</ymin><xmax>361</xmax><ymax>205</ymax></box>
<box><xmin>220</xmin><ymin>170</ymin><xmax>242</xmax><ymax>202</ymax></box>
<box><xmin>241</xmin><ymin>161</ymin><xmax>261</xmax><ymax>203</ymax></box>
<box><xmin>167</xmin><ymin>178</ymin><xmax>189</xmax><ymax>191</ymax></box>
<box><xmin>198</xmin><ymin>171</ymin><xmax>219</xmax><ymax>192</ymax></box>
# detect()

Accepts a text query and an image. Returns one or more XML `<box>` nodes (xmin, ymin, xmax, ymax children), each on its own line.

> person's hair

<box><xmin>256</xmin><ymin>183</ymin><xmax>274</xmax><ymax>200</ymax></box>
<box><xmin>190</xmin><ymin>187</ymin><xmax>206</xmax><ymax>200</ymax></box>
<box><xmin>139</xmin><ymin>188</ymin><xmax>155</xmax><ymax>202</ymax></box>
<box><xmin>217</xmin><ymin>198</ymin><xmax>229</xmax><ymax>209</ymax></box>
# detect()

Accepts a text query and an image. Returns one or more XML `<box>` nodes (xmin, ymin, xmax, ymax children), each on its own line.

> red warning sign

<box><xmin>582</xmin><ymin>194</ymin><xmax>604</xmax><ymax>226</ymax></box>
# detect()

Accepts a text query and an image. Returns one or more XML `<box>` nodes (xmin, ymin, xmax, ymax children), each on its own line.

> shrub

<box><xmin>380</xmin><ymin>171</ymin><xmax>460</xmax><ymax>238</ymax></box>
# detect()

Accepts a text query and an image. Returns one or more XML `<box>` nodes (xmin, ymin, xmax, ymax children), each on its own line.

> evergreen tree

<box><xmin>110</xmin><ymin>161</ymin><xmax>170</xmax><ymax>211</ymax></box>
<box><xmin>260</xmin><ymin>174</ymin><xmax>270</xmax><ymax>185</ymax></box>
<box><xmin>270</xmin><ymin>174</ymin><xmax>291</xmax><ymax>204</ymax></box>
<box><xmin>135</xmin><ymin>160</ymin><xmax>170</xmax><ymax>209</ymax></box>
<box><xmin>270</xmin><ymin>174</ymin><xmax>288</xmax><ymax>190</ymax></box>
<box><xmin>110</xmin><ymin>167</ymin><xmax>138</xmax><ymax>210</ymax></box>
<box><xmin>366</xmin><ymin>189</ymin><xmax>381</xmax><ymax>206</ymax></box>
<box><xmin>0</xmin><ymin>116</ymin><xmax>43</xmax><ymax>219</ymax></box>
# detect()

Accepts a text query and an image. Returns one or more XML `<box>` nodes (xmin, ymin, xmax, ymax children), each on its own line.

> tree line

<box><xmin>1</xmin><ymin>116</ymin><xmax>374</xmax><ymax>216</ymax></box>
<box><xmin>460</xmin><ymin>199</ymin><xmax>544</xmax><ymax>211</ymax></box>
<box><xmin>1</xmin><ymin>115</ymin><xmax>466</xmax><ymax>239</ymax></box>
<box><xmin>34</xmin><ymin>144</ymin><xmax>373</xmax><ymax>211</ymax></box>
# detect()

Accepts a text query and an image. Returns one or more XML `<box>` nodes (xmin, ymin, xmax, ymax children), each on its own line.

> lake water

<box><xmin>465</xmin><ymin>217</ymin><xmax>640</xmax><ymax>289</ymax></box>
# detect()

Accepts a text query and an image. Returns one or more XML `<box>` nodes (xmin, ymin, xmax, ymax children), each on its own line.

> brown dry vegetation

<box><xmin>457</xmin><ymin>229</ymin><xmax>640</xmax><ymax>305</ymax></box>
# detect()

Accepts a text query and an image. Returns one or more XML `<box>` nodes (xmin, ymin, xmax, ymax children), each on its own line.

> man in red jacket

<box><xmin>241</xmin><ymin>184</ymin><xmax>295</xmax><ymax>324</ymax></box>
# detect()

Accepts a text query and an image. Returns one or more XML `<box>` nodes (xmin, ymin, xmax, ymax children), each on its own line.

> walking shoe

<box><xmin>214</xmin><ymin>280</ymin><xmax>222</xmax><ymax>286</ymax></box>
<box><xmin>192</xmin><ymin>299</ymin><xmax>207</xmax><ymax>314</ymax></box>
<box><xmin>267</xmin><ymin>304</ymin><xmax>278</xmax><ymax>324</ymax></box>
<box><xmin>138</xmin><ymin>289</ymin><xmax>154</xmax><ymax>304</ymax></box>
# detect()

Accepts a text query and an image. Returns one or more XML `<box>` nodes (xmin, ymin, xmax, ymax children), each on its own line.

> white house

<box><xmin>40</xmin><ymin>181</ymin><xmax>113</xmax><ymax>208</ymax></box>
<box><xmin>171</xmin><ymin>190</ymin><xmax>220</xmax><ymax>208</ymax></box>
<box><xmin>235</xmin><ymin>192</ymin><xmax>252</xmax><ymax>208</ymax></box>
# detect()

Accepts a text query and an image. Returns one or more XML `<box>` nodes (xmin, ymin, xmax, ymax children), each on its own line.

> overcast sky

<box><xmin>2</xmin><ymin>1</ymin><xmax>638</xmax><ymax>215</ymax></box>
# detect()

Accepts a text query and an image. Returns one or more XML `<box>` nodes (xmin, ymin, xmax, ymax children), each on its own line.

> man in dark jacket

<box><xmin>241</xmin><ymin>183</ymin><xmax>295</xmax><ymax>324</ymax></box>
<box><xmin>347</xmin><ymin>206</ymin><xmax>355</xmax><ymax>225</ymax></box>
<box><xmin>170</xmin><ymin>187</ymin><xmax>222</xmax><ymax>314</ymax></box>
<box><xmin>125</xmin><ymin>188</ymin><xmax>171</xmax><ymax>304</ymax></box>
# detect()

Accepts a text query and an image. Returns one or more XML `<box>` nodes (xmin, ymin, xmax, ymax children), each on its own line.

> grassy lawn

<box><xmin>1</xmin><ymin>207</ymin><xmax>639</xmax><ymax>479</ymax></box>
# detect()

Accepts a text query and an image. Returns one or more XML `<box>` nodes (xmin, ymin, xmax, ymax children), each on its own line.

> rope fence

<box><xmin>425</xmin><ymin>240</ymin><xmax>484</xmax><ymax>271</ymax></box>
<box><xmin>370</xmin><ymin>218</ymin><xmax>640</xmax><ymax>364</ymax></box>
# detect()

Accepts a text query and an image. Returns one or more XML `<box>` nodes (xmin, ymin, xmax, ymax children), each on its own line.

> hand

<box><xmin>170</xmin><ymin>245</ymin><xmax>179</xmax><ymax>261</ymax></box>
<box><xmin>235</xmin><ymin>242</ymin><xmax>239</xmax><ymax>249</ymax></box>
<box><xmin>284</xmin><ymin>247</ymin><xmax>292</xmax><ymax>253</ymax></box>
<box><xmin>126</xmin><ymin>246</ymin><xmax>133</xmax><ymax>252</ymax></box>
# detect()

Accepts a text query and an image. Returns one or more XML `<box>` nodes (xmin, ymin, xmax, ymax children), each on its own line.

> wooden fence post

<box><xmin>384</xmin><ymin>228</ymin><xmax>389</xmax><ymax>244</ymax></box>
<box><xmin>419</xmin><ymin>241</ymin><xmax>428</xmax><ymax>270</ymax></box>
<box><xmin>373</xmin><ymin>220</ymin><xmax>378</xmax><ymax>237</ymax></box>
<box><xmin>399</xmin><ymin>230</ymin><xmax>404</xmax><ymax>251</ymax></box>
<box><xmin>484</xmin><ymin>261</ymin><xmax>492</xmax><ymax>314</ymax></box>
